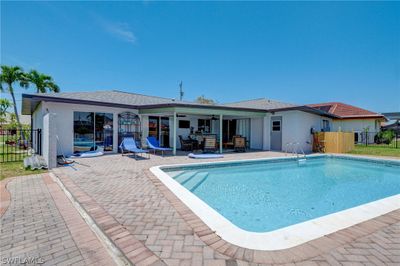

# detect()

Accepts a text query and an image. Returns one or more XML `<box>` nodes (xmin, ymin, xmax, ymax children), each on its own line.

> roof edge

<box><xmin>267</xmin><ymin>105</ymin><xmax>339</xmax><ymax>118</ymax></box>
<box><xmin>22</xmin><ymin>93</ymin><xmax>267</xmax><ymax>113</ymax></box>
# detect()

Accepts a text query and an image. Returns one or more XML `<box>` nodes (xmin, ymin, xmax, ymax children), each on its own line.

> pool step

<box><xmin>184</xmin><ymin>172</ymin><xmax>209</xmax><ymax>192</ymax></box>
<box><xmin>174</xmin><ymin>171</ymin><xmax>198</xmax><ymax>184</ymax></box>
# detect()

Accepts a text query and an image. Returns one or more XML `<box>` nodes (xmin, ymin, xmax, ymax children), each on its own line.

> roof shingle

<box><xmin>307</xmin><ymin>102</ymin><xmax>384</xmax><ymax>119</ymax></box>
<box><xmin>223</xmin><ymin>98</ymin><xmax>297</xmax><ymax>110</ymax></box>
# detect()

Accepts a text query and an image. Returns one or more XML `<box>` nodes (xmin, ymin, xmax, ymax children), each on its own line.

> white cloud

<box><xmin>96</xmin><ymin>16</ymin><xmax>136</xmax><ymax>44</ymax></box>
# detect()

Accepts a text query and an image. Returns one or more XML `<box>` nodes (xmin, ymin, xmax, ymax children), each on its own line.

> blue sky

<box><xmin>1</xmin><ymin>1</ymin><xmax>399</xmax><ymax>113</ymax></box>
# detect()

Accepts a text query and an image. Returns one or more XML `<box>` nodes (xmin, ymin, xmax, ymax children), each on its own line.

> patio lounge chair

<box><xmin>203</xmin><ymin>135</ymin><xmax>218</xmax><ymax>153</ymax></box>
<box><xmin>119</xmin><ymin>137</ymin><xmax>149</xmax><ymax>158</ymax></box>
<box><xmin>146</xmin><ymin>136</ymin><xmax>172</xmax><ymax>156</ymax></box>
<box><xmin>234</xmin><ymin>136</ymin><xmax>246</xmax><ymax>152</ymax></box>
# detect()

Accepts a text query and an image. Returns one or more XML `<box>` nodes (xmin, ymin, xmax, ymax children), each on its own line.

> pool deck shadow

<box><xmin>48</xmin><ymin>151</ymin><xmax>400</xmax><ymax>265</ymax></box>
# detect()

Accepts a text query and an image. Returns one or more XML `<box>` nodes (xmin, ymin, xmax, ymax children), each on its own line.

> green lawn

<box><xmin>0</xmin><ymin>161</ymin><xmax>47</xmax><ymax>181</ymax></box>
<box><xmin>1</xmin><ymin>133</ymin><xmax>47</xmax><ymax>180</ymax></box>
<box><xmin>347</xmin><ymin>145</ymin><xmax>400</xmax><ymax>158</ymax></box>
<box><xmin>1</xmin><ymin>134</ymin><xmax>31</xmax><ymax>163</ymax></box>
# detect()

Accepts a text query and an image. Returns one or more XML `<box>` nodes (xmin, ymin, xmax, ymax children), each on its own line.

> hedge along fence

<box><xmin>314</xmin><ymin>132</ymin><xmax>355</xmax><ymax>153</ymax></box>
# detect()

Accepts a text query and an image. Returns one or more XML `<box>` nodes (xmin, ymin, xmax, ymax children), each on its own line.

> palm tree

<box><xmin>0</xmin><ymin>98</ymin><xmax>12</xmax><ymax>126</ymax></box>
<box><xmin>0</xmin><ymin>98</ymin><xmax>12</xmax><ymax>116</ymax></box>
<box><xmin>0</xmin><ymin>66</ymin><xmax>29</xmax><ymax>136</ymax></box>
<box><xmin>27</xmin><ymin>70</ymin><xmax>60</xmax><ymax>93</ymax></box>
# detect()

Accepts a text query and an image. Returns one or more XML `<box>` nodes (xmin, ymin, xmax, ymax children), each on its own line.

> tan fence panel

<box><xmin>313</xmin><ymin>132</ymin><xmax>354</xmax><ymax>153</ymax></box>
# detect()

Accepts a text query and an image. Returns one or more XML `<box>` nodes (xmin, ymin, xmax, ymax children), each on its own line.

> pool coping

<box><xmin>150</xmin><ymin>154</ymin><xmax>400</xmax><ymax>251</ymax></box>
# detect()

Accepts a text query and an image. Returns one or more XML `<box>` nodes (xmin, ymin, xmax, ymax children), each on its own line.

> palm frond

<box><xmin>0</xmin><ymin>65</ymin><xmax>26</xmax><ymax>93</ymax></box>
<box><xmin>26</xmin><ymin>69</ymin><xmax>60</xmax><ymax>93</ymax></box>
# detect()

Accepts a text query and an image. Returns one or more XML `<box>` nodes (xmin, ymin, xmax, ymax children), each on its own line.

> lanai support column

<box><xmin>219</xmin><ymin>114</ymin><xmax>223</xmax><ymax>153</ymax></box>
<box><xmin>173</xmin><ymin>111</ymin><xmax>177</xmax><ymax>155</ymax></box>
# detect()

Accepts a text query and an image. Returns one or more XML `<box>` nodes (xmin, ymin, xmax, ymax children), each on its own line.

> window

<box><xmin>322</xmin><ymin>120</ymin><xmax>330</xmax><ymax>132</ymax></box>
<box><xmin>272</xmin><ymin>121</ymin><xmax>281</xmax><ymax>131</ymax></box>
<box><xmin>74</xmin><ymin>112</ymin><xmax>113</xmax><ymax>153</ymax></box>
<box><xmin>198</xmin><ymin>119</ymin><xmax>211</xmax><ymax>133</ymax></box>
<box><xmin>74</xmin><ymin>112</ymin><xmax>94</xmax><ymax>152</ymax></box>
<box><xmin>148</xmin><ymin>116</ymin><xmax>159</xmax><ymax>138</ymax></box>
<box><xmin>179</xmin><ymin>120</ymin><xmax>190</xmax><ymax>128</ymax></box>
<box><xmin>95</xmin><ymin>113</ymin><xmax>113</xmax><ymax>151</ymax></box>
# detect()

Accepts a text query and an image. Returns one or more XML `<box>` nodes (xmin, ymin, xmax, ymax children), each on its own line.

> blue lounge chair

<box><xmin>146</xmin><ymin>136</ymin><xmax>172</xmax><ymax>156</ymax></box>
<box><xmin>119</xmin><ymin>137</ymin><xmax>149</xmax><ymax>159</ymax></box>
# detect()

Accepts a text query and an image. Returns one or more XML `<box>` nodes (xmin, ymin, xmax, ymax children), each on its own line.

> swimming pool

<box><xmin>151</xmin><ymin>155</ymin><xmax>400</xmax><ymax>250</ymax></box>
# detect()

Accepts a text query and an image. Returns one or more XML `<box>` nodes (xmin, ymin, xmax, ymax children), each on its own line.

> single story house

<box><xmin>21</xmin><ymin>90</ymin><xmax>383</xmax><ymax>167</ymax></box>
<box><xmin>307</xmin><ymin>102</ymin><xmax>387</xmax><ymax>144</ymax></box>
<box><xmin>382</xmin><ymin>112</ymin><xmax>400</xmax><ymax>134</ymax></box>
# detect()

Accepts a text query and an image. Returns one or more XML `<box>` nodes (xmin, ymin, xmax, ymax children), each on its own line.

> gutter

<box><xmin>22</xmin><ymin>94</ymin><xmax>267</xmax><ymax>113</ymax></box>
<box><xmin>22</xmin><ymin>93</ymin><xmax>339</xmax><ymax>118</ymax></box>
<box><xmin>267</xmin><ymin>105</ymin><xmax>339</xmax><ymax>119</ymax></box>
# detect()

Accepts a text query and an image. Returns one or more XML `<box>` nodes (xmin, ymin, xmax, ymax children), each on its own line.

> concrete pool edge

<box><xmin>150</xmin><ymin>154</ymin><xmax>400</xmax><ymax>251</ymax></box>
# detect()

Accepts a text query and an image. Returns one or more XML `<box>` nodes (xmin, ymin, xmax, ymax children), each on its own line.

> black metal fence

<box><xmin>356</xmin><ymin>131</ymin><xmax>399</xmax><ymax>149</ymax></box>
<box><xmin>0</xmin><ymin>129</ymin><xmax>42</xmax><ymax>163</ymax></box>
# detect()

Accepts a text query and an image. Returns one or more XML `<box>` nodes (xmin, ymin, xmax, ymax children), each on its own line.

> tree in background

<box><xmin>0</xmin><ymin>66</ymin><xmax>29</xmax><ymax>135</ymax></box>
<box><xmin>195</xmin><ymin>95</ymin><xmax>216</xmax><ymax>105</ymax></box>
<box><xmin>1</xmin><ymin>65</ymin><xmax>61</xmax><ymax>137</ymax></box>
<box><xmin>0</xmin><ymin>98</ymin><xmax>12</xmax><ymax>126</ymax></box>
<box><xmin>26</xmin><ymin>70</ymin><xmax>60</xmax><ymax>93</ymax></box>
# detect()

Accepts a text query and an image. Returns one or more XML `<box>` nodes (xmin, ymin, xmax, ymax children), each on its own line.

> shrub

<box><xmin>375</xmin><ymin>130</ymin><xmax>395</xmax><ymax>144</ymax></box>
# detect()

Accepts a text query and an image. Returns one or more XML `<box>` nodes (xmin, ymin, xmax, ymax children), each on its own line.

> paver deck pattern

<box><xmin>51</xmin><ymin>151</ymin><xmax>400</xmax><ymax>265</ymax></box>
<box><xmin>0</xmin><ymin>174</ymin><xmax>114</xmax><ymax>266</ymax></box>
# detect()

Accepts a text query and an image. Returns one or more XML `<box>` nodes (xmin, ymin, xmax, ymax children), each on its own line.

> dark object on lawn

<box><xmin>5</xmin><ymin>140</ymin><xmax>16</xmax><ymax>145</ymax></box>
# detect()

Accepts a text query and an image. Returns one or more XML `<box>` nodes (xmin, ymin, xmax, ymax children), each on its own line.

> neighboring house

<box><xmin>382</xmin><ymin>112</ymin><xmax>400</xmax><ymax>134</ymax></box>
<box><xmin>21</xmin><ymin>90</ymin><xmax>347</xmax><ymax>167</ymax></box>
<box><xmin>0</xmin><ymin>113</ymin><xmax>31</xmax><ymax>128</ymax></box>
<box><xmin>307</xmin><ymin>102</ymin><xmax>386</xmax><ymax>144</ymax></box>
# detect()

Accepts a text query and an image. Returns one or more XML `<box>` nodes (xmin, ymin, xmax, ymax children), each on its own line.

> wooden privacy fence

<box><xmin>313</xmin><ymin>132</ymin><xmax>354</xmax><ymax>153</ymax></box>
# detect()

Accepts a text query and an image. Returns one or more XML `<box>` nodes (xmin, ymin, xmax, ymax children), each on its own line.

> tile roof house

<box><xmin>307</xmin><ymin>102</ymin><xmax>385</xmax><ymax>119</ymax></box>
<box><xmin>307</xmin><ymin>102</ymin><xmax>386</xmax><ymax>144</ymax></box>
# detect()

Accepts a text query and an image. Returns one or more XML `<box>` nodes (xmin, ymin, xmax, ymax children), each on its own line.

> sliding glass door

<box><xmin>148</xmin><ymin>116</ymin><xmax>170</xmax><ymax>147</ymax></box>
<box><xmin>95</xmin><ymin>113</ymin><xmax>114</xmax><ymax>151</ymax></box>
<box><xmin>160</xmin><ymin>117</ymin><xmax>170</xmax><ymax>147</ymax></box>
<box><xmin>148</xmin><ymin>116</ymin><xmax>159</xmax><ymax>139</ymax></box>
<box><xmin>74</xmin><ymin>112</ymin><xmax>113</xmax><ymax>153</ymax></box>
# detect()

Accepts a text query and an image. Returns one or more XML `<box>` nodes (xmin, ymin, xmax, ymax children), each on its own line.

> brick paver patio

<box><xmin>1</xmin><ymin>151</ymin><xmax>399</xmax><ymax>265</ymax></box>
<box><xmin>0</xmin><ymin>174</ymin><xmax>115</xmax><ymax>265</ymax></box>
<box><xmin>51</xmin><ymin>151</ymin><xmax>400</xmax><ymax>265</ymax></box>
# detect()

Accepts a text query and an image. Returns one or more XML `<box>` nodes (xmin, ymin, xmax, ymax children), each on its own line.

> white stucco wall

<box><xmin>40</xmin><ymin>101</ymin><xmax>139</xmax><ymax>156</ymax></box>
<box><xmin>264</xmin><ymin>111</ymin><xmax>332</xmax><ymax>153</ymax></box>
<box><xmin>32</xmin><ymin>102</ymin><xmax>44</xmax><ymax>130</ymax></box>
<box><xmin>250</xmin><ymin>118</ymin><xmax>263</xmax><ymax>149</ymax></box>
<box><xmin>42</xmin><ymin>113</ymin><xmax>57</xmax><ymax>168</ymax></box>
<box><xmin>262</xmin><ymin>116</ymin><xmax>270</xmax><ymax>150</ymax></box>
<box><xmin>331</xmin><ymin>119</ymin><xmax>380</xmax><ymax>133</ymax></box>
<box><xmin>36</xmin><ymin>100</ymin><xmax>336</xmax><ymax>156</ymax></box>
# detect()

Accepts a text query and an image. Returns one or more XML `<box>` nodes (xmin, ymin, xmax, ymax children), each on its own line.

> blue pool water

<box><xmin>164</xmin><ymin>157</ymin><xmax>400</xmax><ymax>232</ymax></box>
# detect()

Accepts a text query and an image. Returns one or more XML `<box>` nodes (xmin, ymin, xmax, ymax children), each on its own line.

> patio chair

<box><xmin>312</xmin><ymin>133</ymin><xmax>325</xmax><ymax>153</ymax></box>
<box><xmin>203</xmin><ymin>135</ymin><xmax>218</xmax><ymax>153</ymax></box>
<box><xmin>187</xmin><ymin>136</ymin><xmax>200</xmax><ymax>150</ymax></box>
<box><xmin>234</xmin><ymin>136</ymin><xmax>246</xmax><ymax>152</ymax></box>
<box><xmin>179</xmin><ymin>135</ymin><xmax>193</xmax><ymax>151</ymax></box>
<box><xmin>146</xmin><ymin>136</ymin><xmax>172</xmax><ymax>156</ymax></box>
<box><xmin>119</xmin><ymin>137</ymin><xmax>149</xmax><ymax>159</ymax></box>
